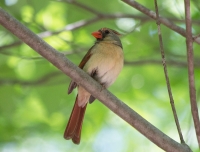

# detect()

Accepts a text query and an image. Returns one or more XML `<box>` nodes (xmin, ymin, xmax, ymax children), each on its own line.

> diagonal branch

<box><xmin>0</xmin><ymin>8</ymin><xmax>192</xmax><ymax>152</ymax></box>
<box><xmin>121</xmin><ymin>0</ymin><xmax>200</xmax><ymax>44</ymax></box>
<box><xmin>184</xmin><ymin>0</ymin><xmax>200</xmax><ymax>148</ymax></box>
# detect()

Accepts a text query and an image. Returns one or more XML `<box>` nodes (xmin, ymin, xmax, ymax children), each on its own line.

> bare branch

<box><xmin>184</xmin><ymin>0</ymin><xmax>200</xmax><ymax>147</ymax></box>
<box><xmin>154</xmin><ymin>0</ymin><xmax>185</xmax><ymax>144</ymax></box>
<box><xmin>0</xmin><ymin>8</ymin><xmax>192</xmax><ymax>152</ymax></box>
<box><xmin>121</xmin><ymin>0</ymin><xmax>200</xmax><ymax>44</ymax></box>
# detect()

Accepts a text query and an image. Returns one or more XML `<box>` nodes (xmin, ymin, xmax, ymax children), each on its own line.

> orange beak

<box><xmin>91</xmin><ymin>31</ymin><xmax>102</xmax><ymax>39</ymax></box>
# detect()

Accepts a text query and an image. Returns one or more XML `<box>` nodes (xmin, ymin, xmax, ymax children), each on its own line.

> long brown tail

<box><xmin>64</xmin><ymin>95</ymin><xmax>87</xmax><ymax>144</ymax></box>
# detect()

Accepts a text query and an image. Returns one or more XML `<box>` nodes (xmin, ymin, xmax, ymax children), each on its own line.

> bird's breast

<box><xmin>83</xmin><ymin>42</ymin><xmax>124</xmax><ymax>87</ymax></box>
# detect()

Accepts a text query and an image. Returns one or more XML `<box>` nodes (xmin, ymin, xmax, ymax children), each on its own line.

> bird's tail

<box><xmin>64</xmin><ymin>95</ymin><xmax>87</xmax><ymax>144</ymax></box>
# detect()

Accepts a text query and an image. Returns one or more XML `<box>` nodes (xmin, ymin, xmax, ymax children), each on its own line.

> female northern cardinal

<box><xmin>64</xmin><ymin>27</ymin><xmax>124</xmax><ymax>144</ymax></box>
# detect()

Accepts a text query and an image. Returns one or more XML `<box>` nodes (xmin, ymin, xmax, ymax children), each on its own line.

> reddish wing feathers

<box><xmin>67</xmin><ymin>46</ymin><xmax>93</xmax><ymax>94</ymax></box>
<box><xmin>78</xmin><ymin>46</ymin><xmax>93</xmax><ymax>69</ymax></box>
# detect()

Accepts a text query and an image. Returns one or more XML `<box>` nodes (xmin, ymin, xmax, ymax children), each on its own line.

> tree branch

<box><xmin>184</xmin><ymin>0</ymin><xmax>200</xmax><ymax>148</ymax></box>
<box><xmin>154</xmin><ymin>0</ymin><xmax>185</xmax><ymax>144</ymax></box>
<box><xmin>0</xmin><ymin>8</ymin><xmax>192</xmax><ymax>152</ymax></box>
<box><xmin>121</xmin><ymin>0</ymin><xmax>200</xmax><ymax>44</ymax></box>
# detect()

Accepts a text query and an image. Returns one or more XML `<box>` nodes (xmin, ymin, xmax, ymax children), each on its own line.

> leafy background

<box><xmin>0</xmin><ymin>0</ymin><xmax>200</xmax><ymax>151</ymax></box>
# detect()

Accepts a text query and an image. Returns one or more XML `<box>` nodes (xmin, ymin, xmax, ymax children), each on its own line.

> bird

<box><xmin>64</xmin><ymin>27</ymin><xmax>124</xmax><ymax>144</ymax></box>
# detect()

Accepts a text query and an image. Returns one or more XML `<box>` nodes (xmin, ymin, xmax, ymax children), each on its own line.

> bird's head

<box><xmin>91</xmin><ymin>27</ymin><xmax>122</xmax><ymax>48</ymax></box>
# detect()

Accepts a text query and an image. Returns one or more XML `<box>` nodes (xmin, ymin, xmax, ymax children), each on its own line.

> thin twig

<box><xmin>154</xmin><ymin>0</ymin><xmax>185</xmax><ymax>144</ymax></box>
<box><xmin>0</xmin><ymin>8</ymin><xmax>192</xmax><ymax>152</ymax></box>
<box><xmin>184</xmin><ymin>0</ymin><xmax>200</xmax><ymax>148</ymax></box>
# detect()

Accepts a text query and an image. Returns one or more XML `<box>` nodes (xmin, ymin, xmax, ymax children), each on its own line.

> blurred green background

<box><xmin>0</xmin><ymin>0</ymin><xmax>200</xmax><ymax>151</ymax></box>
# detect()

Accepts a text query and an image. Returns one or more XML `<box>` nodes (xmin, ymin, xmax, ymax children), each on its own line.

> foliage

<box><xmin>0</xmin><ymin>0</ymin><xmax>200</xmax><ymax>151</ymax></box>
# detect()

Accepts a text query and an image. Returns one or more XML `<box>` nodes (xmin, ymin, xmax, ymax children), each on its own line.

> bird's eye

<box><xmin>105</xmin><ymin>30</ymin><xmax>110</xmax><ymax>34</ymax></box>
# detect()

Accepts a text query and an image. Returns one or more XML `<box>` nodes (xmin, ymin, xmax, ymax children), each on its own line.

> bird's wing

<box><xmin>68</xmin><ymin>45</ymin><xmax>94</xmax><ymax>94</ymax></box>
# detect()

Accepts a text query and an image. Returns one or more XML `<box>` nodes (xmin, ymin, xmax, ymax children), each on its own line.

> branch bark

<box><xmin>121</xmin><ymin>0</ymin><xmax>200</xmax><ymax>44</ymax></box>
<box><xmin>184</xmin><ymin>0</ymin><xmax>200</xmax><ymax>148</ymax></box>
<box><xmin>0</xmin><ymin>8</ymin><xmax>192</xmax><ymax>152</ymax></box>
<box><xmin>154</xmin><ymin>0</ymin><xmax>185</xmax><ymax>144</ymax></box>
